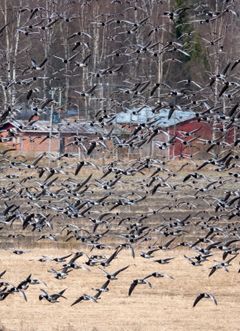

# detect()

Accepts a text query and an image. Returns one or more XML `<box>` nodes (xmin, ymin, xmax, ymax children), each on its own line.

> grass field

<box><xmin>0</xmin><ymin>247</ymin><xmax>239</xmax><ymax>331</ymax></box>
<box><xmin>0</xmin><ymin>157</ymin><xmax>239</xmax><ymax>331</ymax></box>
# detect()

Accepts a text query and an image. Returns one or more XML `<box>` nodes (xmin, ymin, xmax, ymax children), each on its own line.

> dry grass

<box><xmin>0</xmin><ymin>159</ymin><xmax>239</xmax><ymax>330</ymax></box>
<box><xmin>0</xmin><ymin>247</ymin><xmax>239</xmax><ymax>331</ymax></box>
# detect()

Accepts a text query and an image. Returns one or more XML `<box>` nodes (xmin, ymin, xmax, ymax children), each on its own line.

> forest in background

<box><xmin>0</xmin><ymin>0</ymin><xmax>239</xmax><ymax>123</ymax></box>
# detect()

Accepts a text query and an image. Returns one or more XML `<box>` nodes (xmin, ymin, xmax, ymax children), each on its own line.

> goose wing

<box><xmin>128</xmin><ymin>280</ymin><xmax>138</xmax><ymax>296</ymax></box>
<box><xmin>112</xmin><ymin>265</ymin><xmax>129</xmax><ymax>277</ymax></box>
<box><xmin>71</xmin><ymin>295</ymin><xmax>84</xmax><ymax>306</ymax></box>
<box><xmin>193</xmin><ymin>293</ymin><xmax>205</xmax><ymax>307</ymax></box>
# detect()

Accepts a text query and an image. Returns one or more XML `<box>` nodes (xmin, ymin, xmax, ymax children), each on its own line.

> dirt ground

<box><xmin>0</xmin><ymin>247</ymin><xmax>239</xmax><ymax>331</ymax></box>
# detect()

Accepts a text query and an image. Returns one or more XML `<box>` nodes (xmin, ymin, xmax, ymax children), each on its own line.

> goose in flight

<box><xmin>154</xmin><ymin>257</ymin><xmax>175</xmax><ymax>264</ymax></box>
<box><xmin>128</xmin><ymin>278</ymin><xmax>152</xmax><ymax>296</ymax></box>
<box><xmin>100</xmin><ymin>246</ymin><xmax>122</xmax><ymax>267</ymax></box>
<box><xmin>208</xmin><ymin>254</ymin><xmax>238</xmax><ymax>277</ymax></box>
<box><xmin>53</xmin><ymin>52</ymin><xmax>80</xmax><ymax>64</ymax></box>
<box><xmin>74</xmin><ymin>84</ymin><xmax>97</xmax><ymax>97</ymax></box>
<box><xmin>31</xmin><ymin>57</ymin><xmax>48</xmax><ymax>70</ymax></box>
<box><xmin>48</xmin><ymin>267</ymin><xmax>72</xmax><ymax>280</ymax></box>
<box><xmin>39</xmin><ymin>288</ymin><xmax>67</xmax><ymax>303</ymax></box>
<box><xmin>68</xmin><ymin>31</ymin><xmax>92</xmax><ymax>39</ymax></box>
<box><xmin>140</xmin><ymin>247</ymin><xmax>160</xmax><ymax>259</ymax></box>
<box><xmin>92</xmin><ymin>280</ymin><xmax>110</xmax><ymax>293</ymax></box>
<box><xmin>128</xmin><ymin>270</ymin><xmax>173</xmax><ymax>297</ymax></box>
<box><xmin>71</xmin><ymin>291</ymin><xmax>101</xmax><ymax>306</ymax></box>
<box><xmin>99</xmin><ymin>265</ymin><xmax>129</xmax><ymax>280</ymax></box>
<box><xmin>193</xmin><ymin>293</ymin><xmax>217</xmax><ymax>307</ymax></box>
<box><xmin>144</xmin><ymin>272</ymin><xmax>174</xmax><ymax>280</ymax></box>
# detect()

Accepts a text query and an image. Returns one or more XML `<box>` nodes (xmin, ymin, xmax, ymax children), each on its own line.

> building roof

<box><xmin>115</xmin><ymin>107</ymin><xmax>196</xmax><ymax>127</ymax></box>
<box><xmin>0</xmin><ymin>119</ymin><xmax>105</xmax><ymax>135</ymax></box>
<box><xmin>23</xmin><ymin>120</ymin><xmax>59</xmax><ymax>133</ymax></box>
<box><xmin>59</xmin><ymin>121</ymin><xmax>105</xmax><ymax>135</ymax></box>
<box><xmin>0</xmin><ymin>119</ymin><xmax>23</xmax><ymax>131</ymax></box>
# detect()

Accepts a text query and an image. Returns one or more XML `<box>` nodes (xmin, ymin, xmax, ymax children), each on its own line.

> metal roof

<box><xmin>0</xmin><ymin>120</ymin><xmax>57</xmax><ymax>133</ymax></box>
<box><xmin>0</xmin><ymin>119</ymin><xmax>24</xmax><ymax>131</ymax></box>
<box><xmin>0</xmin><ymin>119</ymin><xmax>105</xmax><ymax>135</ymax></box>
<box><xmin>59</xmin><ymin>121</ymin><xmax>105</xmax><ymax>135</ymax></box>
<box><xmin>115</xmin><ymin>107</ymin><xmax>196</xmax><ymax>127</ymax></box>
<box><xmin>23</xmin><ymin>120</ymin><xmax>59</xmax><ymax>133</ymax></box>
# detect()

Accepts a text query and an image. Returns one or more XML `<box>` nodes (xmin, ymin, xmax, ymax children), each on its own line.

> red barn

<box><xmin>114</xmin><ymin>107</ymin><xmax>235</xmax><ymax>160</ymax></box>
<box><xmin>0</xmin><ymin>119</ymin><xmax>108</xmax><ymax>157</ymax></box>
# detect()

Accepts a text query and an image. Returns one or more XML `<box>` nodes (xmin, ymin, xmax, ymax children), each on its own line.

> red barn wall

<box><xmin>168</xmin><ymin>120</ymin><xmax>212</xmax><ymax>158</ymax></box>
<box><xmin>19</xmin><ymin>133</ymin><xmax>59</xmax><ymax>153</ymax></box>
<box><xmin>167</xmin><ymin>120</ymin><xmax>235</xmax><ymax>159</ymax></box>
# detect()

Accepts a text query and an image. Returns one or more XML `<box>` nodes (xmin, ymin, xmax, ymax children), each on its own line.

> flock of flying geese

<box><xmin>0</xmin><ymin>0</ymin><xmax>239</xmax><ymax>313</ymax></box>
<box><xmin>0</xmin><ymin>149</ymin><xmax>239</xmax><ymax>308</ymax></box>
